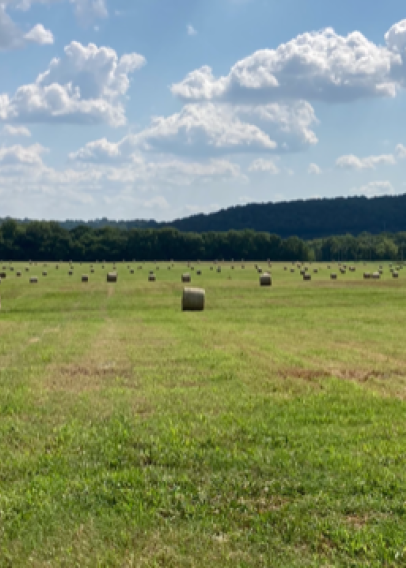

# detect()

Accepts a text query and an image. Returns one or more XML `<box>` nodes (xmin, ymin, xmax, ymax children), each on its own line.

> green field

<box><xmin>1</xmin><ymin>261</ymin><xmax>406</xmax><ymax>567</ymax></box>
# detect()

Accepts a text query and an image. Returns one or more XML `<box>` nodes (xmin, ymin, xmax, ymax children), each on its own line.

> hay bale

<box><xmin>91</xmin><ymin>269</ymin><xmax>95</xmax><ymax>273</ymax></box>
<box><xmin>182</xmin><ymin>287</ymin><xmax>205</xmax><ymax>311</ymax></box>
<box><xmin>217</xmin><ymin>267</ymin><xmax>221</xmax><ymax>273</ymax></box>
<box><xmin>0</xmin><ymin>272</ymin><xmax>6</xmax><ymax>279</ymax></box>
<box><xmin>372</xmin><ymin>272</ymin><xmax>380</xmax><ymax>280</ymax></box>
<box><xmin>42</xmin><ymin>271</ymin><xmax>47</xmax><ymax>277</ymax></box>
<box><xmin>69</xmin><ymin>271</ymin><xmax>73</xmax><ymax>276</ymax></box>
<box><xmin>130</xmin><ymin>269</ymin><xmax>134</xmax><ymax>274</ymax></box>
<box><xmin>16</xmin><ymin>271</ymin><xmax>21</xmax><ymax>277</ymax></box>
<box><xmin>393</xmin><ymin>271</ymin><xmax>399</xmax><ymax>278</ymax></box>
<box><xmin>25</xmin><ymin>267</ymin><xmax>29</xmax><ymax>272</ymax></box>
<box><xmin>148</xmin><ymin>274</ymin><xmax>156</xmax><ymax>282</ymax></box>
<box><xmin>182</xmin><ymin>273</ymin><xmax>191</xmax><ymax>283</ymax></box>
<box><xmin>260</xmin><ymin>273</ymin><xmax>272</xmax><ymax>287</ymax></box>
<box><xmin>107</xmin><ymin>272</ymin><xmax>117</xmax><ymax>283</ymax></box>
<box><xmin>197</xmin><ymin>270</ymin><xmax>202</xmax><ymax>276</ymax></box>
<box><xmin>330</xmin><ymin>273</ymin><xmax>337</xmax><ymax>280</ymax></box>
<box><xmin>30</xmin><ymin>277</ymin><xmax>38</xmax><ymax>284</ymax></box>
<box><xmin>210</xmin><ymin>266</ymin><xmax>213</xmax><ymax>271</ymax></box>
<box><xmin>290</xmin><ymin>268</ymin><xmax>295</xmax><ymax>273</ymax></box>
<box><xmin>303</xmin><ymin>274</ymin><xmax>311</xmax><ymax>281</ymax></box>
<box><xmin>257</xmin><ymin>268</ymin><xmax>263</xmax><ymax>274</ymax></box>
<box><xmin>313</xmin><ymin>269</ymin><xmax>318</xmax><ymax>273</ymax></box>
<box><xmin>363</xmin><ymin>272</ymin><xmax>371</xmax><ymax>279</ymax></box>
<box><xmin>82</xmin><ymin>275</ymin><xmax>89</xmax><ymax>283</ymax></box>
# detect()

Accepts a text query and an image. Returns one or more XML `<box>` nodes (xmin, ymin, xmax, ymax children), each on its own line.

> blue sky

<box><xmin>1</xmin><ymin>0</ymin><xmax>406</xmax><ymax>221</ymax></box>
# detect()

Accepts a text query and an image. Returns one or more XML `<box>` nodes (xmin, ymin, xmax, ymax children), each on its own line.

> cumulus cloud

<box><xmin>308</xmin><ymin>163</ymin><xmax>322</xmax><ymax>175</ymax></box>
<box><xmin>70</xmin><ymin>100</ymin><xmax>318</xmax><ymax>161</ymax></box>
<box><xmin>171</xmin><ymin>22</ymin><xmax>406</xmax><ymax>104</ymax></box>
<box><xmin>0</xmin><ymin>5</ymin><xmax>53</xmax><ymax>50</ymax></box>
<box><xmin>350</xmin><ymin>181</ymin><xmax>395</xmax><ymax>197</ymax></box>
<box><xmin>336</xmin><ymin>153</ymin><xmax>396</xmax><ymax>170</ymax></box>
<box><xmin>24</xmin><ymin>24</ymin><xmax>54</xmax><ymax>44</ymax></box>
<box><xmin>0</xmin><ymin>42</ymin><xmax>146</xmax><ymax>126</ymax></box>
<box><xmin>2</xmin><ymin>125</ymin><xmax>31</xmax><ymax>137</ymax></box>
<box><xmin>248</xmin><ymin>158</ymin><xmax>279</xmax><ymax>174</ymax></box>
<box><xmin>0</xmin><ymin>143</ymin><xmax>47</xmax><ymax>166</ymax></box>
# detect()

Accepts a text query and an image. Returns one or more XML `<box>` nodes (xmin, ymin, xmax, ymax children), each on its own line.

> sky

<box><xmin>1</xmin><ymin>0</ymin><xmax>406</xmax><ymax>221</ymax></box>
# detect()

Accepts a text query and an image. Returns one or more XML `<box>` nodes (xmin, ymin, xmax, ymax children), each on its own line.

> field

<box><xmin>1</xmin><ymin>261</ymin><xmax>406</xmax><ymax>567</ymax></box>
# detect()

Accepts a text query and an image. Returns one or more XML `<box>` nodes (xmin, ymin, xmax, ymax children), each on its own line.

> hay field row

<box><xmin>1</xmin><ymin>261</ymin><xmax>406</xmax><ymax>567</ymax></box>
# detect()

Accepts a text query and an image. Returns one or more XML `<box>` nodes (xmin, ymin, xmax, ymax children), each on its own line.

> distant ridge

<box><xmin>2</xmin><ymin>194</ymin><xmax>406</xmax><ymax>239</ymax></box>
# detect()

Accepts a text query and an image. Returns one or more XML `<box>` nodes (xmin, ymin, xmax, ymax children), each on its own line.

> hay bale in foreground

<box><xmin>372</xmin><ymin>272</ymin><xmax>380</xmax><ymax>280</ymax></box>
<box><xmin>82</xmin><ymin>275</ymin><xmax>89</xmax><ymax>283</ymax></box>
<box><xmin>182</xmin><ymin>273</ymin><xmax>191</xmax><ymax>283</ymax></box>
<box><xmin>182</xmin><ymin>287</ymin><xmax>205</xmax><ymax>311</ymax></box>
<box><xmin>393</xmin><ymin>271</ymin><xmax>399</xmax><ymax>278</ymax></box>
<box><xmin>107</xmin><ymin>272</ymin><xmax>117</xmax><ymax>283</ymax></box>
<box><xmin>260</xmin><ymin>273</ymin><xmax>272</xmax><ymax>287</ymax></box>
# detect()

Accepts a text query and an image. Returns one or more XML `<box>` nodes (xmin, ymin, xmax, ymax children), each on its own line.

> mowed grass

<box><xmin>1</xmin><ymin>261</ymin><xmax>406</xmax><ymax>567</ymax></box>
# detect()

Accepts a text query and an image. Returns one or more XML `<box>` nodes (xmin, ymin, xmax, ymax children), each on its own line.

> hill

<box><xmin>162</xmin><ymin>194</ymin><xmax>406</xmax><ymax>239</ymax></box>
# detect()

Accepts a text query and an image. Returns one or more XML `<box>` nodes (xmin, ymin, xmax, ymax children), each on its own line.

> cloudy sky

<box><xmin>1</xmin><ymin>0</ymin><xmax>406</xmax><ymax>221</ymax></box>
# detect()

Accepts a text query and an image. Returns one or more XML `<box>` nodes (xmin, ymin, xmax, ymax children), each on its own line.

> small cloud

<box><xmin>187</xmin><ymin>24</ymin><xmax>197</xmax><ymax>36</ymax></box>
<box><xmin>24</xmin><ymin>24</ymin><xmax>54</xmax><ymax>45</ymax></box>
<box><xmin>396</xmin><ymin>144</ymin><xmax>406</xmax><ymax>159</ymax></box>
<box><xmin>248</xmin><ymin>158</ymin><xmax>279</xmax><ymax>174</ymax></box>
<box><xmin>308</xmin><ymin>163</ymin><xmax>322</xmax><ymax>175</ymax></box>
<box><xmin>2</xmin><ymin>125</ymin><xmax>31</xmax><ymax>137</ymax></box>
<box><xmin>143</xmin><ymin>196</ymin><xmax>170</xmax><ymax>210</ymax></box>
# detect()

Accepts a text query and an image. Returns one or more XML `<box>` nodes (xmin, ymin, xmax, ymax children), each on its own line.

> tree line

<box><xmin>0</xmin><ymin>219</ymin><xmax>406</xmax><ymax>262</ymax></box>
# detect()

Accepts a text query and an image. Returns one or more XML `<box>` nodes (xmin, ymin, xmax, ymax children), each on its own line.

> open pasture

<box><xmin>1</xmin><ymin>260</ymin><xmax>406</xmax><ymax>567</ymax></box>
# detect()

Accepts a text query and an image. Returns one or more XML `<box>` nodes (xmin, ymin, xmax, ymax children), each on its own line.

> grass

<box><xmin>1</xmin><ymin>261</ymin><xmax>406</xmax><ymax>567</ymax></box>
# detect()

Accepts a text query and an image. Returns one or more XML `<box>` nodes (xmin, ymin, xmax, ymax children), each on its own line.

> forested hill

<box><xmin>162</xmin><ymin>194</ymin><xmax>406</xmax><ymax>239</ymax></box>
<box><xmin>2</xmin><ymin>194</ymin><xmax>406</xmax><ymax>238</ymax></box>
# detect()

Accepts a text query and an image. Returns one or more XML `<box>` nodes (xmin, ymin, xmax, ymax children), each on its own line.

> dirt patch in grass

<box><xmin>279</xmin><ymin>367</ymin><xmax>403</xmax><ymax>383</ymax></box>
<box><xmin>44</xmin><ymin>363</ymin><xmax>136</xmax><ymax>392</ymax></box>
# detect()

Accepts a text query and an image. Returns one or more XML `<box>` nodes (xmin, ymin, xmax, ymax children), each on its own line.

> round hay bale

<box><xmin>363</xmin><ymin>272</ymin><xmax>371</xmax><ymax>279</ymax></box>
<box><xmin>290</xmin><ymin>268</ymin><xmax>295</xmax><ymax>273</ymax></box>
<box><xmin>300</xmin><ymin>269</ymin><xmax>305</xmax><ymax>276</ymax></box>
<box><xmin>182</xmin><ymin>287</ymin><xmax>205</xmax><ymax>311</ymax></box>
<box><xmin>42</xmin><ymin>271</ymin><xmax>47</xmax><ymax>277</ymax></box>
<box><xmin>69</xmin><ymin>271</ymin><xmax>73</xmax><ymax>276</ymax></box>
<box><xmin>10</xmin><ymin>267</ymin><xmax>14</xmax><ymax>272</ymax></box>
<box><xmin>257</xmin><ymin>268</ymin><xmax>263</xmax><ymax>274</ymax></box>
<box><xmin>0</xmin><ymin>272</ymin><xmax>6</xmax><ymax>279</ymax></box>
<box><xmin>56</xmin><ymin>265</ymin><xmax>59</xmax><ymax>269</ymax></box>
<box><xmin>182</xmin><ymin>273</ymin><xmax>191</xmax><ymax>283</ymax></box>
<box><xmin>197</xmin><ymin>270</ymin><xmax>202</xmax><ymax>276</ymax></box>
<box><xmin>393</xmin><ymin>271</ymin><xmax>399</xmax><ymax>278</ymax></box>
<box><xmin>107</xmin><ymin>272</ymin><xmax>117</xmax><ymax>283</ymax></box>
<box><xmin>16</xmin><ymin>271</ymin><xmax>21</xmax><ymax>277</ymax></box>
<box><xmin>30</xmin><ymin>277</ymin><xmax>38</xmax><ymax>284</ymax></box>
<box><xmin>217</xmin><ymin>267</ymin><xmax>221</xmax><ymax>273</ymax></box>
<box><xmin>260</xmin><ymin>273</ymin><xmax>272</xmax><ymax>287</ymax></box>
<box><xmin>330</xmin><ymin>273</ymin><xmax>337</xmax><ymax>280</ymax></box>
<box><xmin>210</xmin><ymin>266</ymin><xmax>213</xmax><ymax>271</ymax></box>
<box><xmin>148</xmin><ymin>274</ymin><xmax>156</xmax><ymax>282</ymax></box>
<box><xmin>303</xmin><ymin>274</ymin><xmax>311</xmax><ymax>281</ymax></box>
<box><xmin>91</xmin><ymin>268</ymin><xmax>95</xmax><ymax>273</ymax></box>
<box><xmin>130</xmin><ymin>269</ymin><xmax>134</xmax><ymax>274</ymax></box>
<box><xmin>82</xmin><ymin>275</ymin><xmax>89</xmax><ymax>283</ymax></box>
<box><xmin>25</xmin><ymin>267</ymin><xmax>29</xmax><ymax>272</ymax></box>
<box><xmin>372</xmin><ymin>272</ymin><xmax>380</xmax><ymax>280</ymax></box>
<box><xmin>313</xmin><ymin>269</ymin><xmax>318</xmax><ymax>273</ymax></box>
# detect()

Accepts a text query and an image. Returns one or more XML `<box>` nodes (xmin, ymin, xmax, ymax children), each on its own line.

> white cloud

<box><xmin>249</xmin><ymin>158</ymin><xmax>279</xmax><ymax>174</ymax></box>
<box><xmin>336</xmin><ymin>153</ymin><xmax>396</xmax><ymax>170</ymax></box>
<box><xmin>2</xmin><ymin>125</ymin><xmax>31</xmax><ymax>137</ymax></box>
<box><xmin>171</xmin><ymin>23</ymin><xmax>406</xmax><ymax>104</ymax></box>
<box><xmin>187</xmin><ymin>24</ymin><xmax>197</xmax><ymax>36</ymax></box>
<box><xmin>24</xmin><ymin>24</ymin><xmax>54</xmax><ymax>45</ymax></box>
<box><xmin>308</xmin><ymin>163</ymin><xmax>322</xmax><ymax>175</ymax></box>
<box><xmin>0</xmin><ymin>42</ymin><xmax>146</xmax><ymax>126</ymax></box>
<box><xmin>143</xmin><ymin>196</ymin><xmax>169</xmax><ymax>210</ymax></box>
<box><xmin>0</xmin><ymin>143</ymin><xmax>47</xmax><ymax>166</ymax></box>
<box><xmin>69</xmin><ymin>0</ymin><xmax>108</xmax><ymax>26</ymax></box>
<box><xmin>350</xmin><ymin>180</ymin><xmax>395</xmax><ymax>197</ymax></box>
<box><xmin>396</xmin><ymin>144</ymin><xmax>406</xmax><ymax>159</ymax></box>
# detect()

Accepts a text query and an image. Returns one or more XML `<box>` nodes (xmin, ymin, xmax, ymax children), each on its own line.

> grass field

<box><xmin>1</xmin><ymin>261</ymin><xmax>406</xmax><ymax>567</ymax></box>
